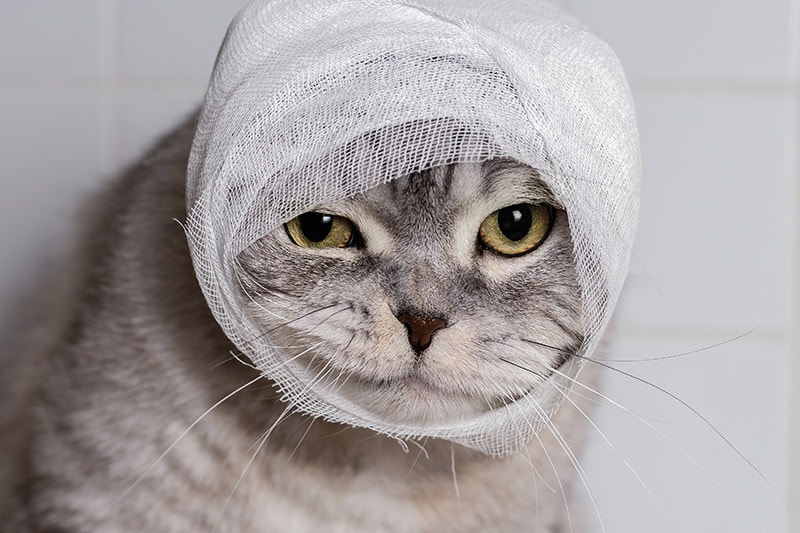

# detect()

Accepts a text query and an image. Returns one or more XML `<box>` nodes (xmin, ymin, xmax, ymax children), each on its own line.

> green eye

<box><xmin>479</xmin><ymin>203</ymin><xmax>553</xmax><ymax>256</ymax></box>
<box><xmin>286</xmin><ymin>212</ymin><xmax>355</xmax><ymax>248</ymax></box>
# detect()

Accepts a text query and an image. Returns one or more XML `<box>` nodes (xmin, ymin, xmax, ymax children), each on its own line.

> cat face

<box><xmin>237</xmin><ymin>160</ymin><xmax>583</xmax><ymax>426</ymax></box>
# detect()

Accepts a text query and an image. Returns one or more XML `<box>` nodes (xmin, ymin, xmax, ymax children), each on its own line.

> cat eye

<box><xmin>286</xmin><ymin>212</ymin><xmax>356</xmax><ymax>248</ymax></box>
<box><xmin>478</xmin><ymin>203</ymin><xmax>553</xmax><ymax>256</ymax></box>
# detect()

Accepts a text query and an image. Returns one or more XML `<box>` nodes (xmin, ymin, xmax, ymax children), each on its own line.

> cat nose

<box><xmin>396</xmin><ymin>312</ymin><xmax>447</xmax><ymax>353</ymax></box>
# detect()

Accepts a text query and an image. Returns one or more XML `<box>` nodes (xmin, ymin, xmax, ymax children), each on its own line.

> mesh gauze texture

<box><xmin>185</xmin><ymin>0</ymin><xmax>641</xmax><ymax>457</ymax></box>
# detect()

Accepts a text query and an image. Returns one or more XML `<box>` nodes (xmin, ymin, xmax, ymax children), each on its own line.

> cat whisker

<box><xmin>302</xmin><ymin>332</ymin><xmax>364</xmax><ymax>397</ymax></box>
<box><xmin>547</xmin><ymin>378</ymin><xmax>665</xmax><ymax>516</ymax></box>
<box><xmin>488</xmin><ymin>391</ymin><xmax>545</xmax><ymax>527</ymax></box>
<box><xmin>449</xmin><ymin>444</ymin><xmax>461</xmax><ymax>499</ymax></box>
<box><xmin>234</xmin><ymin>267</ymin><xmax>289</xmax><ymax>321</ymax></box>
<box><xmin>208</xmin><ymin>353</ymin><xmax>237</xmax><ymax>370</ymax></box>
<box><xmin>221</xmin><ymin>304</ymin><xmax>352</xmax><ymax>372</ymax></box>
<box><xmin>507</xmin><ymin>394</ymin><xmax>577</xmax><ymax>533</ymax></box>
<box><xmin>408</xmin><ymin>438</ymin><xmax>430</xmax><ymax>459</ymax></box>
<box><xmin>298</xmin><ymin>306</ymin><xmax>354</xmax><ymax>338</ymax></box>
<box><xmin>234</xmin><ymin>256</ymin><xmax>294</xmax><ymax>305</ymax></box>
<box><xmin>217</xmin><ymin>338</ymin><xmax>330</xmax><ymax>403</ymax></box>
<box><xmin>522</xmin><ymin>443</ymin><xmax>543</xmax><ymax>528</ymax></box>
<box><xmin>230</xmin><ymin>349</ymin><xmax>259</xmax><ymax>370</ymax></box>
<box><xmin>250</xmin><ymin>337</ymin><xmax>325</xmax><ymax>354</ymax></box>
<box><xmin>518</xmin><ymin>337</ymin><xmax>768</xmax><ymax>483</ymax></box>
<box><xmin>501</xmin><ymin>349</ymin><xmax>767</xmax><ymax>532</ymax></box>
<box><xmin>234</xmin><ymin>257</ymin><xmax>293</xmax><ymax>302</ymax></box>
<box><xmin>586</xmin><ymin>377</ymin><xmax>766</xmax><ymax>531</ymax></box>
<box><xmin>484</xmin><ymin>365</ymin><xmax>598</xmax><ymax>533</ymax></box>
<box><xmin>631</xmin><ymin>250</ymin><xmax>680</xmax><ymax>318</ymax></box>
<box><xmin>260</xmin><ymin>305</ymin><xmax>354</xmax><ymax>353</ymax></box>
<box><xmin>519</xmin><ymin>393</ymin><xmax>603</xmax><ymax>533</ymax></box>
<box><xmin>302</xmin><ymin>354</ymin><xmax>339</xmax><ymax>395</ymax></box>
<box><xmin>325</xmin><ymin>360</ymin><xmax>355</xmax><ymax>396</ymax></box>
<box><xmin>487</xmin><ymin>338</ymin><xmax>551</xmax><ymax>381</ymax></box>
<box><xmin>277</xmin><ymin>417</ymin><xmax>317</xmax><ymax>477</ymax></box>
<box><xmin>244</xmin><ymin>303</ymin><xmax>350</xmax><ymax>344</ymax></box>
<box><xmin>605</xmin><ymin>325</ymin><xmax>760</xmax><ymax>363</ymax></box>
<box><xmin>483</xmin><ymin>376</ymin><xmax>555</xmax><ymax>495</ymax></box>
<box><xmin>234</xmin><ymin>275</ymin><xmax>293</xmax><ymax>316</ymax></box>
<box><xmin>215</xmin><ymin>402</ymin><xmax>295</xmax><ymax>531</ymax></box>
<box><xmin>549</xmin><ymin>380</ymin><xmax>668</xmax><ymax>424</ymax></box>
<box><xmin>399</xmin><ymin>444</ymin><xmax>428</xmax><ymax>490</ymax></box>
<box><xmin>256</xmin><ymin>341</ymin><xmax>324</xmax><ymax>379</ymax></box>
<box><xmin>217</xmin><ymin>353</ymin><xmax>345</xmax><ymax>526</ymax></box>
<box><xmin>107</xmin><ymin>373</ymin><xmax>266</xmax><ymax>513</ymax></box>
<box><xmin>515</xmin><ymin>417</ymin><xmax>546</xmax><ymax>529</ymax></box>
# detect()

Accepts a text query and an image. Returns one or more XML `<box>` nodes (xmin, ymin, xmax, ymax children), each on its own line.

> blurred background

<box><xmin>0</xmin><ymin>1</ymin><xmax>795</xmax><ymax>531</ymax></box>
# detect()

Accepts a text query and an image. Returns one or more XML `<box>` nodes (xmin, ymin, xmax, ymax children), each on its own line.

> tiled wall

<box><xmin>0</xmin><ymin>1</ymin><xmax>253</xmax><ymax>344</ymax></box>
<box><xmin>0</xmin><ymin>1</ymin><xmax>795</xmax><ymax>531</ymax></box>
<box><xmin>564</xmin><ymin>1</ymin><xmax>796</xmax><ymax>531</ymax></box>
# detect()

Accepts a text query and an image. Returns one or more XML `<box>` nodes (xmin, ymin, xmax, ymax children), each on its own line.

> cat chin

<box><xmin>330</xmin><ymin>372</ymin><xmax>494</xmax><ymax>426</ymax></box>
<box><xmin>278</xmin><ymin>340</ymin><xmax>544</xmax><ymax>426</ymax></box>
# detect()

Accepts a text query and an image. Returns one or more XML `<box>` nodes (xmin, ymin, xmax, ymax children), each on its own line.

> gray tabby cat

<box><xmin>0</xmin><ymin>117</ymin><xmax>597</xmax><ymax>531</ymax></box>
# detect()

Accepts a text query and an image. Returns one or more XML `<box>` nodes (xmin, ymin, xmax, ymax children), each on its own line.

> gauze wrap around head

<box><xmin>186</xmin><ymin>0</ymin><xmax>640</xmax><ymax>457</ymax></box>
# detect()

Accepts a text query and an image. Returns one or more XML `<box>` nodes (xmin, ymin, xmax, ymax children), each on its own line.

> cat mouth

<box><xmin>361</xmin><ymin>370</ymin><xmax>439</xmax><ymax>393</ymax></box>
<box><xmin>360</xmin><ymin>370</ymin><xmax>530</xmax><ymax>410</ymax></box>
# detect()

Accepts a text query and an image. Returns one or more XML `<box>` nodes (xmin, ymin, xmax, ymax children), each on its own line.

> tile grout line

<box><xmin>789</xmin><ymin>0</ymin><xmax>800</xmax><ymax>82</ymax></box>
<box><xmin>788</xmin><ymin>0</ymin><xmax>800</xmax><ymax>529</ymax></box>
<box><xmin>0</xmin><ymin>79</ymin><xmax>208</xmax><ymax>94</ymax></box>
<box><xmin>3</xmin><ymin>79</ymin><xmax>799</xmax><ymax>95</ymax></box>
<box><xmin>630</xmin><ymin>80</ymin><xmax>800</xmax><ymax>94</ymax></box>
<box><xmin>789</xmin><ymin>104</ymin><xmax>800</xmax><ymax>533</ymax></box>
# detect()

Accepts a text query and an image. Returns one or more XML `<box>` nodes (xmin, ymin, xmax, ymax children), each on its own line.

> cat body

<box><xmin>0</xmin><ymin>118</ymin><xmax>597</xmax><ymax>532</ymax></box>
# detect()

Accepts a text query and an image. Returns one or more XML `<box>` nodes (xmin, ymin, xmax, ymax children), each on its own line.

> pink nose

<box><xmin>397</xmin><ymin>312</ymin><xmax>447</xmax><ymax>353</ymax></box>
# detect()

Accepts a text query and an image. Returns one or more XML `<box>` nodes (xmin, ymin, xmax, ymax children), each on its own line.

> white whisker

<box><xmin>234</xmin><ymin>263</ymin><xmax>290</xmax><ymax>320</ymax></box>
<box><xmin>107</xmin><ymin>373</ymin><xmax>265</xmax><ymax>513</ymax></box>
<box><xmin>548</xmin><ymin>376</ymin><xmax>665</xmax><ymax>515</ymax></box>
<box><xmin>506</xmin><ymin>352</ymin><xmax>767</xmax><ymax>532</ymax></box>
<box><xmin>234</xmin><ymin>257</ymin><xmax>293</xmax><ymax>305</ymax></box>
<box><xmin>214</xmin><ymin>403</ymin><xmax>294</xmax><ymax>531</ymax></box>
<box><xmin>278</xmin><ymin>417</ymin><xmax>317</xmax><ymax>476</ymax></box>
<box><xmin>498</xmin><ymin>342</ymin><xmax>664</xmax><ymax>515</ymax></box>
<box><xmin>450</xmin><ymin>444</ymin><xmax>461</xmax><ymax>499</ymax></box>
<box><xmin>521</xmin><ymin>394</ymin><xmax>605</xmax><ymax>533</ymax></box>
<box><xmin>487</xmin><ymin>377</ymin><xmax>575</xmax><ymax>533</ymax></box>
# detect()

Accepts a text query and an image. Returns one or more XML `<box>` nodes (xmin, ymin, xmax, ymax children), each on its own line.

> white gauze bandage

<box><xmin>186</xmin><ymin>0</ymin><xmax>640</xmax><ymax>457</ymax></box>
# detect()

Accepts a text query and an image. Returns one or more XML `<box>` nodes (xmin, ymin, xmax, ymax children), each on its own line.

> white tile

<box><xmin>119</xmin><ymin>0</ymin><xmax>251</xmax><ymax>84</ymax></box>
<box><xmin>0</xmin><ymin>91</ymin><xmax>107</xmax><ymax>224</ymax></box>
<box><xmin>118</xmin><ymin>89</ymin><xmax>202</xmax><ymax>167</ymax></box>
<box><xmin>581</xmin><ymin>335</ymin><xmax>789</xmax><ymax>532</ymax></box>
<box><xmin>569</xmin><ymin>0</ymin><xmax>796</xmax><ymax>83</ymax></box>
<box><xmin>612</xmin><ymin>90</ymin><xmax>794</xmax><ymax>332</ymax></box>
<box><xmin>0</xmin><ymin>91</ymin><xmax>107</xmax><ymax>342</ymax></box>
<box><xmin>0</xmin><ymin>1</ymin><xmax>102</xmax><ymax>84</ymax></box>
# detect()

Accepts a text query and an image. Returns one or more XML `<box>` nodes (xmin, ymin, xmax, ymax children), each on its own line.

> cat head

<box><xmin>186</xmin><ymin>0</ymin><xmax>640</xmax><ymax>454</ymax></box>
<box><xmin>236</xmin><ymin>159</ymin><xmax>583</xmax><ymax>428</ymax></box>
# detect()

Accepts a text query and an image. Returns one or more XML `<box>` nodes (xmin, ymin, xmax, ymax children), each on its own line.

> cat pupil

<box><xmin>498</xmin><ymin>204</ymin><xmax>532</xmax><ymax>241</ymax></box>
<box><xmin>299</xmin><ymin>212</ymin><xmax>333</xmax><ymax>242</ymax></box>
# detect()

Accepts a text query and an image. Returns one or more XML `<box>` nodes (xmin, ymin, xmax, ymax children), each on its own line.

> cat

<box><xmin>0</xmin><ymin>113</ymin><xmax>601</xmax><ymax>531</ymax></box>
